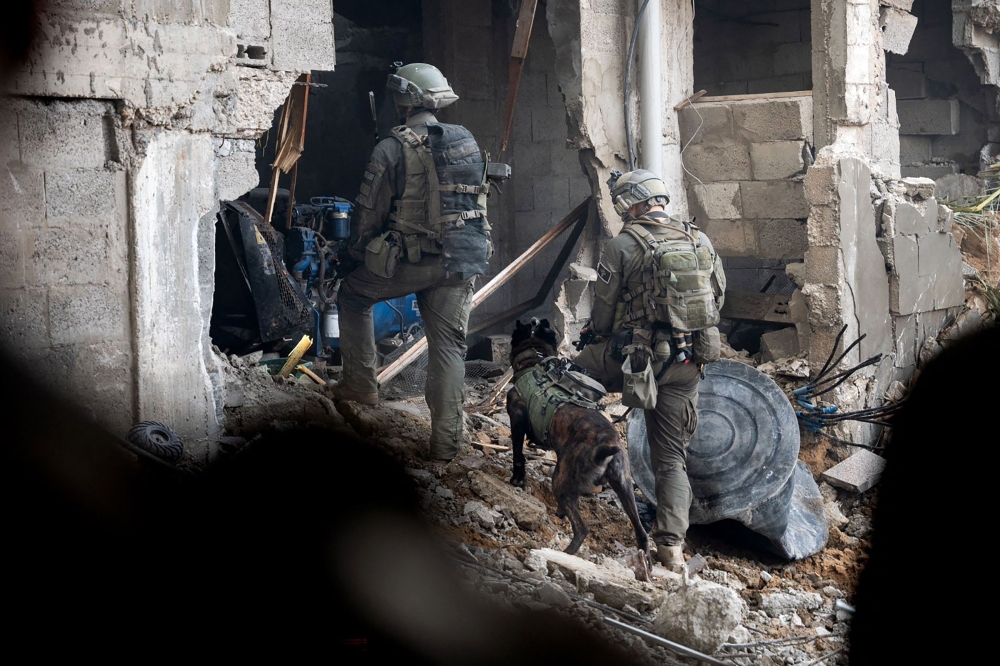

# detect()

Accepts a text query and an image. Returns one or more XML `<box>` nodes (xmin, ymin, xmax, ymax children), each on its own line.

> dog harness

<box><xmin>512</xmin><ymin>356</ymin><xmax>608</xmax><ymax>446</ymax></box>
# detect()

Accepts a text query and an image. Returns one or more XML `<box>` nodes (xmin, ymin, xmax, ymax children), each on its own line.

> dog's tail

<box><xmin>594</xmin><ymin>445</ymin><xmax>618</xmax><ymax>464</ymax></box>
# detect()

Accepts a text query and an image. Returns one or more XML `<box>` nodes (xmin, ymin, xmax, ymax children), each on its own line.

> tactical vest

<box><xmin>512</xmin><ymin>355</ymin><xmax>608</xmax><ymax>446</ymax></box>
<box><xmin>388</xmin><ymin>123</ymin><xmax>492</xmax><ymax>278</ymax></box>
<box><xmin>618</xmin><ymin>217</ymin><xmax>720</xmax><ymax>333</ymax></box>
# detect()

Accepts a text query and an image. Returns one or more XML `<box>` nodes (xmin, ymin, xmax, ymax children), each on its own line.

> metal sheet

<box><xmin>627</xmin><ymin>359</ymin><xmax>827</xmax><ymax>560</ymax></box>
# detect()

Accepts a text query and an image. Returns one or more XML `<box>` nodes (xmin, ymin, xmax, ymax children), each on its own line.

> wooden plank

<box><xmin>697</xmin><ymin>90</ymin><xmax>813</xmax><ymax>103</ymax></box>
<box><xmin>376</xmin><ymin>198</ymin><xmax>592</xmax><ymax>386</ymax></box>
<box><xmin>674</xmin><ymin>89</ymin><xmax>707</xmax><ymax>111</ymax></box>
<box><xmin>720</xmin><ymin>290</ymin><xmax>795</xmax><ymax>325</ymax></box>
<box><xmin>296</xmin><ymin>364</ymin><xmax>327</xmax><ymax>386</ymax></box>
<box><xmin>273</xmin><ymin>72</ymin><xmax>311</xmax><ymax>172</ymax></box>
<box><xmin>511</xmin><ymin>0</ymin><xmax>539</xmax><ymax>59</ymax></box>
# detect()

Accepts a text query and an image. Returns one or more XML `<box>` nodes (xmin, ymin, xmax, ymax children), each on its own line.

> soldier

<box><xmin>333</xmin><ymin>63</ymin><xmax>493</xmax><ymax>462</ymax></box>
<box><xmin>573</xmin><ymin>169</ymin><xmax>726</xmax><ymax>572</ymax></box>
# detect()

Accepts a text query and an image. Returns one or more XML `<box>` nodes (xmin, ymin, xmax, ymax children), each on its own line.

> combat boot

<box><xmin>655</xmin><ymin>544</ymin><xmax>686</xmax><ymax>573</ymax></box>
<box><xmin>329</xmin><ymin>384</ymin><xmax>379</xmax><ymax>405</ymax></box>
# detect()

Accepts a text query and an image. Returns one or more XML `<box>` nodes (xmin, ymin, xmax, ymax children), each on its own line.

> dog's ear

<box><xmin>538</xmin><ymin>318</ymin><xmax>550</xmax><ymax>330</ymax></box>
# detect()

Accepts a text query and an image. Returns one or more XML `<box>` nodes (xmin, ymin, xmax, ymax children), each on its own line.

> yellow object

<box><xmin>278</xmin><ymin>335</ymin><xmax>313</xmax><ymax>377</ymax></box>
<box><xmin>952</xmin><ymin>187</ymin><xmax>1000</xmax><ymax>213</ymax></box>
<box><xmin>296</xmin><ymin>364</ymin><xmax>327</xmax><ymax>386</ymax></box>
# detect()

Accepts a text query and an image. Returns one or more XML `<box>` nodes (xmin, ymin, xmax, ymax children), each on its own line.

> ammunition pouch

<box><xmin>365</xmin><ymin>230</ymin><xmax>403</xmax><ymax>279</ymax></box>
<box><xmin>691</xmin><ymin>326</ymin><xmax>721</xmax><ymax>364</ymax></box>
<box><xmin>609</xmin><ymin>328</ymin><xmax>633</xmax><ymax>363</ymax></box>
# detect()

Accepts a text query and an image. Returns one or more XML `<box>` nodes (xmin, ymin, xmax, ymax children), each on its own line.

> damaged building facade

<box><xmin>1</xmin><ymin>0</ymin><xmax>995</xmax><ymax>454</ymax></box>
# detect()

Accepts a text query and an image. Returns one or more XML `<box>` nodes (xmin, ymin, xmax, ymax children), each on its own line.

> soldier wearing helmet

<box><xmin>573</xmin><ymin>169</ymin><xmax>726</xmax><ymax>572</ymax></box>
<box><xmin>333</xmin><ymin>63</ymin><xmax>493</xmax><ymax>462</ymax></box>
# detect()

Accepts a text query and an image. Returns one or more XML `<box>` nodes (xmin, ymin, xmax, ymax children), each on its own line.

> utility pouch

<box><xmin>621</xmin><ymin>354</ymin><xmax>658</xmax><ymax>410</ymax></box>
<box><xmin>692</xmin><ymin>326</ymin><xmax>721</xmax><ymax>364</ymax></box>
<box><xmin>365</xmin><ymin>231</ymin><xmax>403</xmax><ymax>279</ymax></box>
<box><xmin>404</xmin><ymin>234</ymin><xmax>422</xmax><ymax>264</ymax></box>
<box><xmin>610</xmin><ymin>328</ymin><xmax>634</xmax><ymax>363</ymax></box>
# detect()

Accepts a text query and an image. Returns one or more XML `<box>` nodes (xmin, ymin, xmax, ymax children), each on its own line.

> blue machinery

<box><xmin>283</xmin><ymin>196</ymin><xmax>423</xmax><ymax>357</ymax></box>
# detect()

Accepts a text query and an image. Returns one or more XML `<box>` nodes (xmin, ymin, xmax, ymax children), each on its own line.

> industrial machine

<box><xmin>211</xmin><ymin>189</ymin><xmax>424</xmax><ymax>360</ymax></box>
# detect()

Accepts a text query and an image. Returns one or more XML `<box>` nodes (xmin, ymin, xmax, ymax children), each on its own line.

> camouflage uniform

<box><xmin>574</xmin><ymin>210</ymin><xmax>726</xmax><ymax>547</ymax></box>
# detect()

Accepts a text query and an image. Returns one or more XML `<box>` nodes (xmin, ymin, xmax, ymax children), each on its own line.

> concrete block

<box><xmin>889</xmin><ymin>234</ymin><xmax>934</xmax><ymax>315</ymax></box>
<box><xmin>773</xmin><ymin>42</ymin><xmax>813</xmax><ymax>76</ymax></box>
<box><xmin>563</xmin><ymin>279</ymin><xmax>593</xmax><ymax>320</ymax></box>
<box><xmin>934</xmin><ymin>173</ymin><xmax>984</xmax><ymax>201</ymax></box>
<box><xmin>229</xmin><ymin>0</ymin><xmax>271</xmax><ymax>42</ymax></box>
<box><xmin>0</xmin><ymin>166</ymin><xmax>46</xmax><ymax>228</ymax></box>
<box><xmin>44</xmin><ymin>169</ymin><xmax>119</xmax><ymax>227</ymax></box>
<box><xmin>49</xmin><ymin>284</ymin><xmax>128</xmax><ymax>345</ymax></box>
<box><xmin>750</xmin><ymin>141</ymin><xmax>807</xmax><ymax>180</ymax></box>
<box><xmin>899</xmin><ymin>135</ymin><xmax>932</xmax><ymax>164</ymax></box>
<box><xmin>899</xmin><ymin>177</ymin><xmax>937</xmax><ymax>200</ymax></box>
<box><xmin>678</xmin><ymin>105</ymin><xmax>734</xmax><ymax>146</ymax></box>
<box><xmin>520</xmin><ymin>71</ymin><xmax>548</xmax><ymax>108</ymax></box>
<box><xmin>535</xmin><ymin>177</ymin><xmax>570</xmax><ymax>212</ymax></box>
<box><xmin>821</xmin><ymin>450</ymin><xmax>887</xmax><ymax>493</ymax></box>
<box><xmin>689</xmin><ymin>182</ymin><xmax>742</xmax><ymax>221</ymax></box>
<box><xmin>681</xmin><ymin>144</ymin><xmax>752</xmax><ymax>182</ymax></box>
<box><xmin>15</xmin><ymin>99</ymin><xmax>113</xmax><ymax>169</ymax></box>
<box><xmin>731</xmin><ymin>98</ymin><xmax>812</xmax><ymax>142</ymax></box>
<box><xmin>756</xmin><ymin>219</ymin><xmax>808</xmax><ymax>260</ymax></box>
<box><xmin>886</xmin><ymin>66</ymin><xmax>927</xmax><ymax>99</ymax></box>
<box><xmin>879</xmin><ymin>7</ymin><xmax>919</xmax><ymax>55</ymax></box>
<box><xmin>569</xmin><ymin>176</ymin><xmax>593</xmax><ymax>205</ymax></box>
<box><xmin>0</xmin><ymin>99</ymin><xmax>19</xmax><ymax>165</ymax></box>
<box><xmin>893</xmin><ymin>202</ymin><xmax>932</xmax><ymax>235</ymax></box>
<box><xmin>0</xmin><ymin>287</ymin><xmax>48</xmax><ymax>349</ymax></box>
<box><xmin>0</xmin><ymin>230</ymin><xmax>24</xmax><ymax>289</ymax></box>
<box><xmin>270</xmin><ymin>0</ymin><xmax>336</xmax><ymax>71</ymax></box>
<box><xmin>879</xmin><ymin>0</ymin><xmax>914</xmax><ymax>11</ymax></box>
<box><xmin>896</xmin><ymin>99</ymin><xmax>960</xmax><ymax>135</ymax></box>
<box><xmin>806</xmin><ymin>206</ymin><xmax>840</xmax><ymax>248</ymax></box>
<box><xmin>700</xmin><ymin>219</ymin><xmax>756</xmax><ymax>256</ymax></box>
<box><xmin>902</xmin><ymin>164</ymin><xmax>959</xmax><ymax>180</ymax></box>
<box><xmin>760</xmin><ymin>327</ymin><xmax>800</xmax><ymax>362</ymax></box>
<box><xmin>740</xmin><ymin>181</ymin><xmax>809</xmax><ymax>219</ymax></box>
<box><xmin>532</xmin><ymin>106</ymin><xmax>569</xmax><ymax>143</ymax></box>
<box><xmin>27</xmin><ymin>226</ymin><xmax>112</xmax><ymax>286</ymax></box>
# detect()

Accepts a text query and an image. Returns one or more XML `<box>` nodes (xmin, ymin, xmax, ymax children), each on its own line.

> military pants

<box><xmin>337</xmin><ymin>257</ymin><xmax>475</xmax><ymax>459</ymax></box>
<box><xmin>573</xmin><ymin>339</ymin><xmax>701</xmax><ymax>547</ymax></box>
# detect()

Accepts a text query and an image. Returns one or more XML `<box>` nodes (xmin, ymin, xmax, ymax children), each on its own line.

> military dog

<box><xmin>506</xmin><ymin>319</ymin><xmax>650</xmax><ymax>578</ymax></box>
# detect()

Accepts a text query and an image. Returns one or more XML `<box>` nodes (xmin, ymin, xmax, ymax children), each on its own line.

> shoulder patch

<box><xmin>597</xmin><ymin>262</ymin><xmax>612</xmax><ymax>284</ymax></box>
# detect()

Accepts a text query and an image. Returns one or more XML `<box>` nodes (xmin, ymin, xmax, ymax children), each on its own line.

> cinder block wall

<box><xmin>0</xmin><ymin>98</ymin><xmax>133</xmax><ymax>433</ymax></box>
<box><xmin>890</xmin><ymin>0</ymin><xmax>995</xmax><ymax>178</ymax></box>
<box><xmin>693</xmin><ymin>0</ymin><xmax>812</xmax><ymax>96</ymax></box>
<box><xmin>678</xmin><ymin>96</ymin><xmax>812</xmax><ymax>269</ymax></box>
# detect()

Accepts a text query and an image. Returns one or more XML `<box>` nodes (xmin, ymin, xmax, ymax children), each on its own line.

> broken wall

<box><xmin>892</xmin><ymin>0</ymin><xmax>998</xmax><ymax>178</ymax></box>
<box><xmin>693</xmin><ymin>0</ymin><xmax>813</xmax><ymax>96</ymax></box>
<box><xmin>0</xmin><ymin>1</ymin><xmax>335</xmax><ymax>449</ymax></box>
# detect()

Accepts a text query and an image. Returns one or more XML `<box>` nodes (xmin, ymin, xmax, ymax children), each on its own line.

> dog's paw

<box><xmin>509</xmin><ymin>475</ymin><xmax>525</xmax><ymax>488</ymax></box>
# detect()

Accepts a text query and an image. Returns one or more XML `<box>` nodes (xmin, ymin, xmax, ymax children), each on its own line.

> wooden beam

<box><xmin>499</xmin><ymin>0</ymin><xmax>539</xmax><ymax>159</ymax></box>
<box><xmin>376</xmin><ymin>198</ymin><xmax>592</xmax><ymax>386</ymax></box>
<box><xmin>673</xmin><ymin>89</ymin><xmax>707</xmax><ymax>111</ymax></box>
<box><xmin>697</xmin><ymin>90</ymin><xmax>812</xmax><ymax>104</ymax></box>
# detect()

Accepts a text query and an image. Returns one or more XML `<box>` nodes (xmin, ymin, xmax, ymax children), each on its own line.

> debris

<box><xmin>605</xmin><ymin>616</ymin><xmax>731</xmax><ymax>666</ymax></box>
<box><xmin>488</xmin><ymin>335</ymin><xmax>512</xmax><ymax>365</ymax></box>
<box><xmin>759</xmin><ymin>327</ymin><xmax>801</xmax><ymax>362</ymax></box>
<box><xmin>756</xmin><ymin>590</ymin><xmax>824</xmax><ymax>617</ymax></box>
<box><xmin>526</xmin><ymin>548</ymin><xmax>657</xmax><ymax>611</ymax></box>
<box><xmin>406</xmin><ymin>468</ymin><xmax>435</xmax><ymax>487</ymax></box>
<box><xmin>686</xmin><ymin>553</ymin><xmax>708</xmax><ymax>575</ymax></box>
<box><xmin>534</xmin><ymin>581</ymin><xmax>573</xmax><ymax>608</ymax></box>
<box><xmin>821</xmin><ymin>449</ymin><xmax>887</xmax><ymax>493</ymax></box>
<box><xmin>757</xmin><ymin>356</ymin><xmax>810</xmax><ymax>378</ymax></box>
<box><xmin>651</xmin><ymin>579</ymin><xmax>744</xmax><ymax>655</ymax></box>
<box><xmin>278</xmin><ymin>334</ymin><xmax>313</xmax><ymax>377</ymax></box>
<box><xmin>463</xmin><ymin>501</ymin><xmax>502</xmax><ymax>529</ymax></box>
<box><xmin>469</xmin><ymin>471</ymin><xmax>547</xmax><ymax>531</ymax></box>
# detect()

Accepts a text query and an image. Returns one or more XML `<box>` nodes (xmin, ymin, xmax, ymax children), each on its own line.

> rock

<box><xmin>822</xmin><ymin>585</ymin><xmax>844</xmax><ymax>599</ymax></box>
<box><xmin>963</xmin><ymin>261</ymin><xmax>979</xmax><ymax>278</ymax></box>
<box><xmin>524</xmin><ymin>550</ymin><xmax>549</xmax><ymax>573</ymax></box>
<box><xmin>727</xmin><ymin>625</ymin><xmax>753</xmax><ymax>644</ymax></box>
<box><xmin>756</xmin><ymin>591</ymin><xmax>824</xmax><ymax>618</ymax></box>
<box><xmin>900</xmin><ymin>177</ymin><xmax>936</xmax><ymax>200</ymax></box>
<box><xmin>818</xmin><ymin>481</ymin><xmax>838</xmax><ymax>503</ymax></box>
<box><xmin>821</xmin><ymin>449</ymin><xmax>887</xmax><ymax>493</ymax></box>
<box><xmin>435</xmin><ymin>485</ymin><xmax>455</xmax><ymax>499</ymax></box>
<box><xmin>760</xmin><ymin>571</ymin><xmax>773</xmax><ymax>584</ymax></box>
<box><xmin>405</xmin><ymin>468</ymin><xmax>434</xmax><ymax>487</ymax></box>
<box><xmin>463</xmin><ymin>500</ymin><xmax>501</xmax><ymax>529</ymax></box>
<box><xmin>652</xmin><ymin>579</ymin><xmax>744</xmax><ymax>655</ymax></box>
<box><xmin>823</xmin><ymin>498</ymin><xmax>850</xmax><ymax>529</ymax></box>
<box><xmin>759</xmin><ymin>327</ymin><xmax>801</xmax><ymax>362</ymax></box>
<box><xmin>527</xmin><ymin>548</ymin><xmax>657</xmax><ymax>611</ymax></box>
<box><xmin>470</xmin><ymin>471</ymin><xmax>547</xmax><ymax>530</ymax></box>
<box><xmin>535</xmin><ymin>581</ymin><xmax>573</xmax><ymax>608</ymax></box>
<box><xmin>569</xmin><ymin>263</ymin><xmax>598</xmax><ymax>281</ymax></box>
<box><xmin>845</xmin><ymin>514</ymin><xmax>872</xmax><ymax>539</ymax></box>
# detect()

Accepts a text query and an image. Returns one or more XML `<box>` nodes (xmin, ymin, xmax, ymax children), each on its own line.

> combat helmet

<box><xmin>387</xmin><ymin>62</ymin><xmax>459</xmax><ymax>110</ymax></box>
<box><xmin>606</xmin><ymin>169</ymin><xmax>670</xmax><ymax>219</ymax></box>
